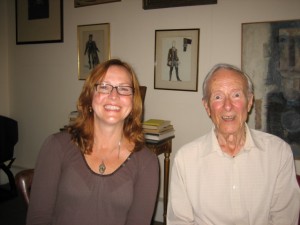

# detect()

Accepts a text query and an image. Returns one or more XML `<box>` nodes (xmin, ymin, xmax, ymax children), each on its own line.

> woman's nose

<box><xmin>108</xmin><ymin>87</ymin><xmax>119</xmax><ymax>99</ymax></box>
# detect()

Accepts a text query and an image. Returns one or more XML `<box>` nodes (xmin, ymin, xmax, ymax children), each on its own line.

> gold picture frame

<box><xmin>77</xmin><ymin>23</ymin><xmax>110</xmax><ymax>80</ymax></box>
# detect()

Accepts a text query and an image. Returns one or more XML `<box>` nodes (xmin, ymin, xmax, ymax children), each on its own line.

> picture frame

<box><xmin>143</xmin><ymin>0</ymin><xmax>217</xmax><ymax>10</ymax></box>
<box><xmin>74</xmin><ymin>0</ymin><xmax>121</xmax><ymax>8</ymax></box>
<box><xmin>241</xmin><ymin>19</ymin><xmax>300</xmax><ymax>156</ymax></box>
<box><xmin>15</xmin><ymin>0</ymin><xmax>63</xmax><ymax>45</ymax></box>
<box><xmin>77</xmin><ymin>23</ymin><xmax>110</xmax><ymax>80</ymax></box>
<box><xmin>154</xmin><ymin>29</ymin><xmax>200</xmax><ymax>92</ymax></box>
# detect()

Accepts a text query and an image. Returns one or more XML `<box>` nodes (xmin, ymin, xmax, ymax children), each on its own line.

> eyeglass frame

<box><xmin>94</xmin><ymin>83</ymin><xmax>135</xmax><ymax>96</ymax></box>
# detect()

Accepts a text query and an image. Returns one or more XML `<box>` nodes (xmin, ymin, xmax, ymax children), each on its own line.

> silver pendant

<box><xmin>99</xmin><ymin>161</ymin><xmax>106</xmax><ymax>174</ymax></box>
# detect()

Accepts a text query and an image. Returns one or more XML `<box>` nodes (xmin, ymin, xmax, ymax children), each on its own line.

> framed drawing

<box><xmin>77</xmin><ymin>23</ymin><xmax>110</xmax><ymax>80</ymax></box>
<box><xmin>16</xmin><ymin>0</ymin><xmax>63</xmax><ymax>44</ymax></box>
<box><xmin>75</xmin><ymin>0</ymin><xmax>121</xmax><ymax>7</ymax></box>
<box><xmin>143</xmin><ymin>0</ymin><xmax>217</xmax><ymax>9</ymax></box>
<box><xmin>154</xmin><ymin>29</ymin><xmax>200</xmax><ymax>91</ymax></box>
<box><xmin>242</xmin><ymin>19</ymin><xmax>300</xmax><ymax>157</ymax></box>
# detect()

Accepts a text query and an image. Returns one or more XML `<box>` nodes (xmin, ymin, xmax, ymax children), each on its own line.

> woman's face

<box><xmin>202</xmin><ymin>68</ymin><xmax>253</xmax><ymax>136</ymax></box>
<box><xmin>92</xmin><ymin>65</ymin><xmax>133</xmax><ymax>127</ymax></box>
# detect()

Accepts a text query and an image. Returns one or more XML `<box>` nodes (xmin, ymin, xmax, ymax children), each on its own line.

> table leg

<box><xmin>163</xmin><ymin>152</ymin><xmax>170</xmax><ymax>225</ymax></box>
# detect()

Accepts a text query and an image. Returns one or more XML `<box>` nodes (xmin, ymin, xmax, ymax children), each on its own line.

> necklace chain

<box><xmin>99</xmin><ymin>139</ymin><xmax>121</xmax><ymax>174</ymax></box>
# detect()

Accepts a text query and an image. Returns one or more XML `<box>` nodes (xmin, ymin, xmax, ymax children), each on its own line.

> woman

<box><xmin>27</xmin><ymin>59</ymin><xmax>159</xmax><ymax>225</ymax></box>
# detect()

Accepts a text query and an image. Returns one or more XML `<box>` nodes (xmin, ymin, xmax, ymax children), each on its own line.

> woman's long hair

<box><xmin>68</xmin><ymin>59</ymin><xmax>144</xmax><ymax>154</ymax></box>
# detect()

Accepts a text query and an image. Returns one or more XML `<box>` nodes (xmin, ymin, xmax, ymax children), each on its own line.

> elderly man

<box><xmin>167</xmin><ymin>63</ymin><xmax>300</xmax><ymax>225</ymax></box>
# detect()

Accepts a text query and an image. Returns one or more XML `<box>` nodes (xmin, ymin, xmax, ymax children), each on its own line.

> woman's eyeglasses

<box><xmin>94</xmin><ymin>83</ymin><xmax>134</xmax><ymax>96</ymax></box>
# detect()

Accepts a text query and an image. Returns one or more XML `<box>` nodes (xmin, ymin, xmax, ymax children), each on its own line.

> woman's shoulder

<box><xmin>37</xmin><ymin>131</ymin><xmax>79</xmax><ymax>164</ymax></box>
<box><xmin>131</xmin><ymin>145</ymin><xmax>158</xmax><ymax>166</ymax></box>
<box><xmin>40</xmin><ymin>131</ymin><xmax>76</xmax><ymax>155</ymax></box>
<box><xmin>135</xmin><ymin>145</ymin><xmax>157</xmax><ymax>158</ymax></box>
<box><xmin>44</xmin><ymin>131</ymin><xmax>72</xmax><ymax>145</ymax></box>
<box><xmin>128</xmin><ymin>146</ymin><xmax>159</xmax><ymax>176</ymax></box>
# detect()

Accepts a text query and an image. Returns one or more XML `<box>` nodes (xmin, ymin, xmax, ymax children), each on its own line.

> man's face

<box><xmin>202</xmin><ymin>68</ymin><xmax>253</xmax><ymax>136</ymax></box>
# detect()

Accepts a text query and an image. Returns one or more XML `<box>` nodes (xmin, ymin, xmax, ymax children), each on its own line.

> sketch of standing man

<box><xmin>167</xmin><ymin>41</ymin><xmax>181</xmax><ymax>81</ymax></box>
<box><xmin>84</xmin><ymin>34</ymin><xmax>100</xmax><ymax>69</ymax></box>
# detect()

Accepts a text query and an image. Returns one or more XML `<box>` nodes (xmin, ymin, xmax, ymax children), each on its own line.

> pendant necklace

<box><xmin>99</xmin><ymin>139</ymin><xmax>121</xmax><ymax>174</ymax></box>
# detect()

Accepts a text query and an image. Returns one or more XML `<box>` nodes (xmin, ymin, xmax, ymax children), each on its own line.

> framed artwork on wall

<box><xmin>16</xmin><ymin>0</ymin><xmax>63</xmax><ymax>44</ymax></box>
<box><xmin>154</xmin><ymin>29</ymin><xmax>200</xmax><ymax>92</ymax></box>
<box><xmin>241</xmin><ymin>19</ymin><xmax>300</xmax><ymax>156</ymax></box>
<box><xmin>143</xmin><ymin>0</ymin><xmax>217</xmax><ymax>9</ymax></box>
<box><xmin>74</xmin><ymin>0</ymin><xmax>121</xmax><ymax>7</ymax></box>
<box><xmin>77</xmin><ymin>23</ymin><xmax>110</xmax><ymax>80</ymax></box>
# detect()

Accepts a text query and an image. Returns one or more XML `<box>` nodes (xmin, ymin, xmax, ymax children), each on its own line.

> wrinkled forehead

<box><xmin>208</xmin><ymin>68</ymin><xmax>248</xmax><ymax>90</ymax></box>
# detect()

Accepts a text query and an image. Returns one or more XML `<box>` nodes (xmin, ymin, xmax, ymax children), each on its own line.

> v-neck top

<box><xmin>83</xmin><ymin>150</ymin><xmax>133</xmax><ymax>176</ymax></box>
<box><xmin>26</xmin><ymin>132</ymin><xmax>159</xmax><ymax>225</ymax></box>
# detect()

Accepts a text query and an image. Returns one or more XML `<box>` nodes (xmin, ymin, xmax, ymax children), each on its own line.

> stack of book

<box><xmin>142</xmin><ymin>119</ymin><xmax>175</xmax><ymax>141</ymax></box>
<box><xmin>68</xmin><ymin>111</ymin><xmax>78</xmax><ymax>125</ymax></box>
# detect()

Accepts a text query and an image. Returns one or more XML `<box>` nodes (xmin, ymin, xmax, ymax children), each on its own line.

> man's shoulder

<box><xmin>249</xmin><ymin>128</ymin><xmax>291</xmax><ymax>153</ymax></box>
<box><xmin>177</xmin><ymin>133</ymin><xmax>211</xmax><ymax>155</ymax></box>
<box><xmin>250</xmin><ymin>128</ymin><xmax>287</xmax><ymax>144</ymax></box>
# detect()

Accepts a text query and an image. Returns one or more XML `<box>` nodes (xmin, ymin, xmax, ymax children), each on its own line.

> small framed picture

<box><xmin>16</xmin><ymin>0</ymin><xmax>63</xmax><ymax>44</ymax></box>
<box><xmin>154</xmin><ymin>29</ymin><xmax>200</xmax><ymax>91</ymax></box>
<box><xmin>77</xmin><ymin>23</ymin><xmax>110</xmax><ymax>80</ymax></box>
<box><xmin>143</xmin><ymin>0</ymin><xmax>217</xmax><ymax>9</ymax></box>
<box><xmin>75</xmin><ymin>0</ymin><xmax>121</xmax><ymax>8</ymax></box>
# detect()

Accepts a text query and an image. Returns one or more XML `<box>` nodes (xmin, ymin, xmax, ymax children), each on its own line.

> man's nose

<box><xmin>224</xmin><ymin>97</ymin><xmax>232</xmax><ymax>111</ymax></box>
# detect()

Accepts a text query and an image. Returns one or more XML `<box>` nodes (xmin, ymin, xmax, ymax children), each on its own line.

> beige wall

<box><xmin>2</xmin><ymin>0</ymin><xmax>300</xmax><ymax>221</ymax></box>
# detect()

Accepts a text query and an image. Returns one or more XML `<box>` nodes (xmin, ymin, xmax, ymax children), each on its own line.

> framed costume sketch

<box><xmin>241</xmin><ymin>19</ymin><xmax>300</xmax><ymax>157</ymax></box>
<box><xmin>16</xmin><ymin>0</ymin><xmax>63</xmax><ymax>44</ymax></box>
<box><xmin>154</xmin><ymin>29</ymin><xmax>200</xmax><ymax>92</ymax></box>
<box><xmin>77</xmin><ymin>23</ymin><xmax>110</xmax><ymax>80</ymax></box>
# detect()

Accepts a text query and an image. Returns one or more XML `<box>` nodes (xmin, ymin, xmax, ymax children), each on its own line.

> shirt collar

<box><xmin>208</xmin><ymin>123</ymin><xmax>264</xmax><ymax>157</ymax></box>
<box><xmin>245</xmin><ymin>124</ymin><xmax>265</xmax><ymax>152</ymax></box>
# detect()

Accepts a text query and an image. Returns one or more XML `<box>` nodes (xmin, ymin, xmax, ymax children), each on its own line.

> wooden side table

<box><xmin>146</xmin><ymin>136</ymin><xmax>174</xmax><ymax>225</ymax></box>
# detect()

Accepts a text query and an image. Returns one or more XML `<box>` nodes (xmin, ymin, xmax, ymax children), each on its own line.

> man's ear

<box><xmin>247</xmin><ymin>94</ymin><xmax>254</xmax><ymax>112</ymax></box>
<box><xmin>202</xmin><ymin>99</ymin><xmax>211</xmax><ymax>117</ymax></box>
